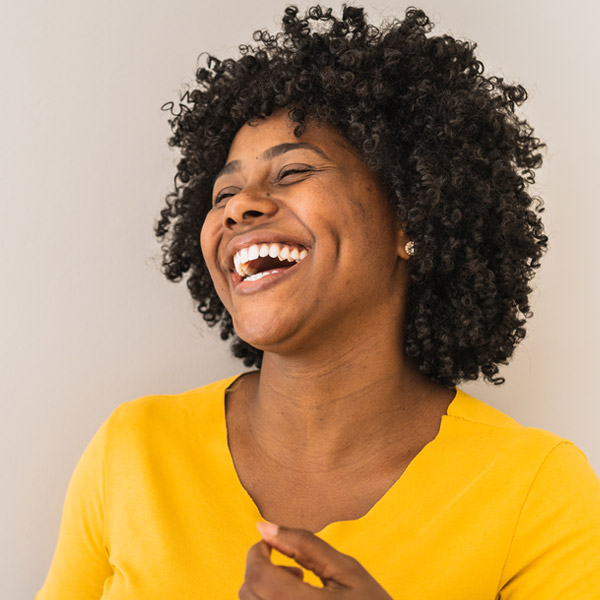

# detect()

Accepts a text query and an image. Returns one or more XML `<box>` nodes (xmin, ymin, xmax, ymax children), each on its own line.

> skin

<box><xmin>241</xmin><ymin>523</ymin><xmax>394</xmax><ymax>599</ymax></box>
<box><xmin>200</xmin><ymin>108</ymin><xmax>456</xmax><ymax>597</ymax></box>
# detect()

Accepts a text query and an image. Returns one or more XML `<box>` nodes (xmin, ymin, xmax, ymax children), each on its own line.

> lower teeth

<box><xmin>244</xmin><ymin>270</ymin><xmax>277</xmax><ymax>282</ymax></box>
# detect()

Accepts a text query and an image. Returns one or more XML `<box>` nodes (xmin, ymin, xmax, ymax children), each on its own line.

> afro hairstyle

<box><xmin>155</xmin><ymin>5</ymin><xmax>548</xmax><ymax>388</ymax></box>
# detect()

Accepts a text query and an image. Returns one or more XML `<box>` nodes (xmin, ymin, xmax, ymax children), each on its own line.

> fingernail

<box><xmin>256</xmin><ymin>521</ymin><xmax>279</xmax><ymax>538</ymax></box>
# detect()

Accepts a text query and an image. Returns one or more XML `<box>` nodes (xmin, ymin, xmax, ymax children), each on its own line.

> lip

<box><xmin>231</xmin><ymin>256</ymin><xmax>307</xmax><ymax>295</ymax></box>
<box><xmin>223</xmin><ymin>229</ymin><xmax>312</xmax><ymax>271</ymax></box>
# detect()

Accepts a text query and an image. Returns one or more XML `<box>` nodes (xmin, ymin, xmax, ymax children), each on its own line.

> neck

<box><xmin>239</xmin><ymin>324</ymin><xmax>453</xmax><ymax>475</ymax></box>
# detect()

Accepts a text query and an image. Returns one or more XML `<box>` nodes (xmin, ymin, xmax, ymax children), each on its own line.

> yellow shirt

<box><xmin>37</xmin><ymin>374</ymin><xmax>600</xmax><ymax>599</ymax></box>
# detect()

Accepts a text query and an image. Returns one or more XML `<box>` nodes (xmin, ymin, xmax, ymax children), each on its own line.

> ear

<box><xmin>396</xmin><ymin>223</ymin><xmax>412</xmax><ymax>260</ymax></box>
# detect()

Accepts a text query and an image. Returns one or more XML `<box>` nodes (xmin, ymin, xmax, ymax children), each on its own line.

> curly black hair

<box><xmin>155</xmin><ymin>5</ymin><xmax>547</xmax><ymax>388</ymax></box>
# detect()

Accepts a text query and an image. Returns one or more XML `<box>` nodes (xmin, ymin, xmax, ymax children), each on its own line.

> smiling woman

<box><xmin>36</xmin><ymin>5</ymin><xmax>600</xmax><ymax>600</ymax></box>
<box><xmin>201</xmin><ymin>110</ymin><xmax>408</xmax><ymax>355</ymax></box>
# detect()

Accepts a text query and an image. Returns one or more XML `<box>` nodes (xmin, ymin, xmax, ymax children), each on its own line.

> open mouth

<box><xmin>233</xmin><ymin>242</ymin><xmax>308</xmax><ymax>283</ymax></box>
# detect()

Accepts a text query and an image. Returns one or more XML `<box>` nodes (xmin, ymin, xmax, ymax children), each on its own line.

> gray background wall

<box><xmin>1</xmin><ymin>1</ymin><xmax>598</xmax><ymax>597</ymax></box>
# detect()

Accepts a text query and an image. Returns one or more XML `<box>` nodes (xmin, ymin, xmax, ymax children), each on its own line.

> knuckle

<box><xmin>343</xmin><ymin>553</ymin><xmax>364</xmax><ymax>572</ymax></box>
<box><xmin>295</xmin><ymin>529</ymin><xmax>314</xmax><ymax>551</ymax></box>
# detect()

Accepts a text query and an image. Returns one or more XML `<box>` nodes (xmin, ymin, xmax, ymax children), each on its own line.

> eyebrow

<box><xmin>214</xmin><ymin>142</ymin><xmax>331</xmax><ymax>181</ymax></box>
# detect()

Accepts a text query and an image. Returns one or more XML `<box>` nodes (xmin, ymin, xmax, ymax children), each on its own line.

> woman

<box><xmin>37</xmin><ymin>5</ymin><xmax>600</xmax><ymax>599</ymax></box>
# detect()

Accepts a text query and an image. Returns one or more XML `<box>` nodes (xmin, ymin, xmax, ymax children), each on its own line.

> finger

<box><xmin>256</xmin><ymin>522</ymin><xmax>364</xmax><ymax>587</ymax></box>
<box><xmin>238</xmin><ymin>581</ymin><xmax>264</xmax><ymax>600</ymax></box>
<box><xmin>244</xmin><ymin>540</ymin><xmax>320</xmax><ymax>599</ymax></box>
<box><xmin>280</xmin><ymin>565</ymin><xmax>304</xmax><ymax>580</ymax></box>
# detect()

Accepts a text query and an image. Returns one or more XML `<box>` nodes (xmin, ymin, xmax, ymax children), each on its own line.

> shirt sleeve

<box><xmin>498</xmin><ymin>440</ymin><xmax>600</xmax><ymax>598</ymax></box>
<box><xmin>36</xmin><ymin>420</ymin><xmax>113</xmax><ymax>600</ymax></box>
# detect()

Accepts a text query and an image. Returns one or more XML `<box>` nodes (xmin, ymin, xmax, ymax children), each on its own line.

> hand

<box><xmin>238</xmin><ymin>521</ymin><xmax>393</xmax><ymax>599</ymax></box>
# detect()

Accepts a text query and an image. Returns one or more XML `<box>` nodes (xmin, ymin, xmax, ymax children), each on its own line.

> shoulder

<box><xmin>445</xmin><ymin>389</ymin><xmax>600</xmax><ymax>543</ymax></box>
<box><xmin>445</xmin><ymin>388</ymin><xmax>600</xmax><ymax>495</ymax></box>
<box><xmin>101</xmin><ymin>373</ymin><xmax>244</xmax><ymax>446</ymax></box>
<box><xmin>450</xmin><ymin>387</ymin><xmax>568</xmax><ymax>454</ymax></box>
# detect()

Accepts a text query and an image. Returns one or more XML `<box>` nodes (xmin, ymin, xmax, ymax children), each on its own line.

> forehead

<box><xmin>226</xmin><ymin>110</ymin><xmax>352</xmax><ymax>162</ymax></box>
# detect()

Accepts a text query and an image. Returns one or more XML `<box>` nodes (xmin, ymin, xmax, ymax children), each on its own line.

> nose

<box><xmin>222</xmin><ymin>189</ymin><xmax>278</xmax><ymax>229</ymax></box>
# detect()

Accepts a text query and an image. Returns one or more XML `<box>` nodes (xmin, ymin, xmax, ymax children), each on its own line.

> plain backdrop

<box><xmin>1</xmin><ymin>0</ymin><xmax>599</xmax><ymax>597</ymax></box>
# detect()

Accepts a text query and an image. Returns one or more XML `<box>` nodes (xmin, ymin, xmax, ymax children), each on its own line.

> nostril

<box><xmin>226</xmin><ymin>210</ymin><xmax>265</xmax><ymax>227</ymax></box>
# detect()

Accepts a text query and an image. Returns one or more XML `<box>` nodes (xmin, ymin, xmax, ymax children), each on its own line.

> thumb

<box><xmin>256</xmin><ymin>521</ymin><xmax>362</xmax><ymax>586</ymax></box>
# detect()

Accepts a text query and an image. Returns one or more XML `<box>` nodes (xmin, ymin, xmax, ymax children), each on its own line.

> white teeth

<box><xmin>232</xmin><ymin>242</ymin><xmax>309</xmax><ymax>280</ymax></box>
<box><xmin>233</xmin><ymin>257</ymin><xmax>243</xmax><ymax>277</ymax></box>
<box><xmin>244</xmin><ymin>271</ymin><xmax>271</xmax><ymax>282</ymax></box>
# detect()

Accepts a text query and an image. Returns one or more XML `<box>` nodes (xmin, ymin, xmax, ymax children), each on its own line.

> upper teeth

<box><xmin>233</xmin><ymin>243</ymin><xmax>308</xmax><ymax>278</ymax></box>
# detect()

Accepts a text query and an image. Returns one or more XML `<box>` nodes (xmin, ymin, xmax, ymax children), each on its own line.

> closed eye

<box><xmin>276</xmin><ymin>166</ymin><xmax>316</xmax><ymax>184</ymax></box>
<box><xmin>213</xmin><ymin>166</ymin><xmax>317</xmax><ymax>206</ymax></box>
<box><xmin>213</xmin><ymin>189</ymin><xmax>238</xmax><ymax>207</ymax></box>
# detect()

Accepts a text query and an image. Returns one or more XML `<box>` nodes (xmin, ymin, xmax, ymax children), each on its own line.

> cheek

<box><xmin>199</xmin><ymin>215</ymin><xmax>229</xmax><ymax>295</ymax></box>
<box><xmin>199</xmin><ymin>212</ymin><xmax>222</xmax><ymax>265</ymax></box>
<box><xmin>199</xmin><ymin>219</ymin><xmax>212</xmax><ymax>259</ymax></box>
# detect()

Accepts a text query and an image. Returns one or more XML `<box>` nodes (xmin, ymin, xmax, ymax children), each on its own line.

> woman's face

<box><xmin>200</xmin><ymin>109</ymin><xmax>409</xmax><ymax>355</ymax></box>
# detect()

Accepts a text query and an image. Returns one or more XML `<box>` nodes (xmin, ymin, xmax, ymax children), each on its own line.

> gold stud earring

<box><xmin>404</xmin><ymin>240</ymin><xmax>415</xmax><ymax>257</ymax></box>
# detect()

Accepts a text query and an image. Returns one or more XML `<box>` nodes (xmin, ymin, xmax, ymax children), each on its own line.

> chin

<box><xmin>232</xmin><ymin>315</ymin><xmax>293</xmax><ymax>352</ymax></box>
<box><xmin>233</xmin><ymin>315</ymin><xmax>304</xmax><ymax>354</ymax></box>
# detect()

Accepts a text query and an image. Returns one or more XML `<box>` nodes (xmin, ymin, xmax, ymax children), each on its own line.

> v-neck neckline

<box><xmin>216</xmin><ymin>372</ymin><xmax>464</xmax><ymax>536</ymax></box>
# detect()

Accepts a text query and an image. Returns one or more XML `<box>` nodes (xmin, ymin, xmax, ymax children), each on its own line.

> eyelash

<box><xmin>213</xmin><ymin>167</ymin><xmax>314</xmax><ymax>206</ymax></box>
